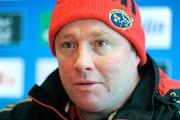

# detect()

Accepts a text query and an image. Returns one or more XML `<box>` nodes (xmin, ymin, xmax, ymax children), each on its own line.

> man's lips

<box><xmin>73</xmin><ymin>80</ymin><xmax>101</xmax><ymax>91</ymax></box>
<box><xmin>74</xmin><ymin>80</ymin><xmax>99</xmax><ymax>85</ymax></box>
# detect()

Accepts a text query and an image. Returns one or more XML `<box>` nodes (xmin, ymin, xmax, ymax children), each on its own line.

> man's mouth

<box><xmin>74</xmin><ymin>81</ymin><xmax>101</xmax><ymax>91</ymax></box>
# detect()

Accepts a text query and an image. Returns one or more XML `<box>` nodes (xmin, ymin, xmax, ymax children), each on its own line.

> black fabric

<box><xmin>152</xmin><ymin>89</ymin><xmax>180</xmax><ymax>120</ymax></box>
<box><xmin>28</xmin><ymin>69</ymin><xmax>71</xmax><ymax>120</ymax></box>
<box><xmin>28</xmin><ymin>69</ymin><xmax>68</xmax><ymax>110</ymax></box>
<box><xmin>121</xmin><ymin>0</ymin><xmax>127</xmax><ymax>7</ymax></box>
<box><xmin>0</xmin><ymin>100</ymin><xmax>33</xmax><ymax>120</ymax></box>
<box><xmin>131</xmin><ymin>0</ymin><xmax>136</xmax><ymax>15</ymax></box>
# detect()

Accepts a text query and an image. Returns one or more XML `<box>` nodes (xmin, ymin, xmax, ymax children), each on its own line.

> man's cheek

<box><xmin>102</xmin><ymin>57</ymin><xmax>123</xmax><ymax>71</ymax></box>
<box><xmin>59</xmin><ymin>63</ymin><xmax>73</xmax><ymax>73</ymax></box>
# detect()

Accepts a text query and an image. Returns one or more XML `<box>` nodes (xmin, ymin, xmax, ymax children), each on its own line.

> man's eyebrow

<box><xmin>59</xmin><ymin>33</ymin><xmax>74</xmax><ymax>39</ymax></box>
<box><xmin>89</xmin><ymin>31</ymin><xmax>107</xmax><ymax>37</ymax></box>
<box><xmin>59</xmin><ymin>31</ymin><xmax>107</xmax><ymax>38</ymax></box>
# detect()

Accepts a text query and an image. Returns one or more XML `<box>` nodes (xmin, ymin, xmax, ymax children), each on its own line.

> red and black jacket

<box><xmin>0</xmin><ymin>54</ymin><xmax>180</xmax><ymax>120</ymax></box>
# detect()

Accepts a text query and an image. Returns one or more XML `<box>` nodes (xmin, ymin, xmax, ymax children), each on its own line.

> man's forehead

<box><xmin>59</xmin><ymin>30</ymin><xmax>108</xmax><ymax>38</ymax></box>
<box><xmin>57</xmin><ymin>20</ymin><xmax>111</xmax><ymax>38</ymax></box>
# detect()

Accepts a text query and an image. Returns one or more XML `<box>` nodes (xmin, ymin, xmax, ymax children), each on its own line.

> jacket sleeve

<box><xmin>0</xmin><ymin>98</ymin><xmax>33</xmax><ymax>120</ymax></box>
<box><xmin>169</xmin><ymin>89</ymin><xmax>180</xmax><ymax>119</ymax></box>
<box><xmin>156</xmin><ymin>69</ymin><xmax>180</xmax><ymax>119</ymax></box>
<box><xmin>0</xmin><ymin>106</ymin><xmax>13</xmax><ymax>120</ymax></box>
<box><xmin>158</xmin><ymin>69</ymin><xmax>180</xmax><ymax>97</ymax></box>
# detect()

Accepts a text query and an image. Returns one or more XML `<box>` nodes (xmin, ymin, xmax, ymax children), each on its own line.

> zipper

<box><xmin>29</xmin><ymin>95</ymin><xmax>68</xmax><ymax>120</ymax></box>
<box><xmin>108</xmin><ymin>111</ymin><xmax>117</xmax><ymax>120</ymax></box>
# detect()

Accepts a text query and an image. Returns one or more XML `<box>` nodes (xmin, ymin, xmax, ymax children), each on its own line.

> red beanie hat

<box><xmin>49</xmin><ymin>0</ymin><xmax>147</xmax><ymax>66</ymax></box>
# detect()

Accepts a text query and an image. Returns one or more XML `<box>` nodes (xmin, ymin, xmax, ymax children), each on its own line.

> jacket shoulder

<box><xmin>0</xmin><ymin>98</ymin><xmax>33</xmax><ymax>120</ymax></box>
<box><xmin>158</xmin><ymin>69</ymin><xmax>180</xmax><ymax>97</ymax></box>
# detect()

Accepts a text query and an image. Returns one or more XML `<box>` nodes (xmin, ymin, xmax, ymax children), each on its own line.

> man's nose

<box><xmin>73</xmin><ymin>47</ymin><xmax>94</xmax><ymax>72</ymax></box>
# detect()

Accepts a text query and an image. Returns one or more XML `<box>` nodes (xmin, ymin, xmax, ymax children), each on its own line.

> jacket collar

<box><xmin>28</xmin><ymin>54</ymin><xmax>160</xmax><ymax>119</ymax></box>
<box><xmin>28</xmin><ymin>69</ymin><xmax>71</xmax><ymax>119</ymax></box>
<box><xmin>113</xmin><ymin>54</ymin><xmax>160</xmax><ymax>119</ymax></box>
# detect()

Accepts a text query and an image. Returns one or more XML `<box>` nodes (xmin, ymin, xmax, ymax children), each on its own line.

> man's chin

<box><xmin>75</xmin><ymin>100</ymin><xmax>104</xmax><ymax>112</ymax></box>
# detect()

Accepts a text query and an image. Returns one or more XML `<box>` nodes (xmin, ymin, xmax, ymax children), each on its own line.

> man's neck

<box><xmin>71</xmin><ymin>105</ymin><xmax>112</xmax><ymax>120</ymax></box>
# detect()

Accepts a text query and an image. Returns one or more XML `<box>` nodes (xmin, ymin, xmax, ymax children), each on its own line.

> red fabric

<box><xmin>158</xmin><ymin>69</ymin><xmax>180</xmax><ymax>97</ymax></box>
<box><xmin>48</xmin><ymin>0</ymin><xmax>146</xmax><ymax>66</ymax></box>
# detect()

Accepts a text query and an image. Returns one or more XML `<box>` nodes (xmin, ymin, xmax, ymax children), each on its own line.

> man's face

<box><xmin>55</xmin><ymin>19</ymin><xmax>140</xmax><ymax>113</ymax></box>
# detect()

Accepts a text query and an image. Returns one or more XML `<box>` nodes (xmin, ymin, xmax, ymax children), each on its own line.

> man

<box><xmin>0</xmin><ymin>0</ymin><xmax>180</xmax><ymax>120</ymax></box>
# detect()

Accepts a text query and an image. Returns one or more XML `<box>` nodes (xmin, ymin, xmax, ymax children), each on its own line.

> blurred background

<box><xmin>0</xmin><ymin>0</ymin><xmax>180</xmax><ymax>109</ymax></box>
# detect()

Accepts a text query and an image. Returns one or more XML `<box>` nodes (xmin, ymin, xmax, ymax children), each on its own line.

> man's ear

<box><xmin>135</xmin><ymin>53</ymin><xmax>141</xmax><ymax>67</ymax></box>
<box><xmin>54</xmin><ymin>35</ymin><xmax>59</xmax><ymax>57</ymax></box>
<box><xmin>130</xmin><ymin>44</ymin><xmax>141</xmax><ymax>66</ymax></box>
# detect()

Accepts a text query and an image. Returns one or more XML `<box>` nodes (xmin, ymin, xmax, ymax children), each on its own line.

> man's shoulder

<box><xmin>0</xmin><ymin>98</ymin><xmax>33</xmax><ymax>120</ymax></box>
<box><xmin>153</xmin><ymin>69</ymin><xmax>180</xmax><ymax>119</ymax></box>
<box><xmin>158</xmin><ymin>69</ymin><xmax>180</xmax><ymax>97</ymax></box>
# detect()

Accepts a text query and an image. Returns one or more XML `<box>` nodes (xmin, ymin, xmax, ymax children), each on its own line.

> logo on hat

<box><xmin>109</xmin><ymin>9</ymin><xmax>133</xmax><ymax>29</ymax></box>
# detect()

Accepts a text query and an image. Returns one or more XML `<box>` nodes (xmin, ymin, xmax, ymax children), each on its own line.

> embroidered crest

<box><xmin>109</xmin><ymin>9</ymin><xmax>133</xmax><ymax>29</ymax></box>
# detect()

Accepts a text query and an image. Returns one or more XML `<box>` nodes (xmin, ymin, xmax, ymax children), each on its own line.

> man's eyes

<box><xmin>61</xmin><ymin>41</ymin><xmax>76</xmax><ymax>48</ymax></box>
<box><xmin>61</xmin><ymin>40</ymin><xmax>109</xmax><ymax>49</ymax></box>
<box><xmin>59</xmin><ymin>39</ymin><xmax>111</xmax><ymax>55</ymax></box>
<box><xmin>95</xmin><ymin>40</ymin><xmax>109</xmax><ymax>48</ymax></box>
